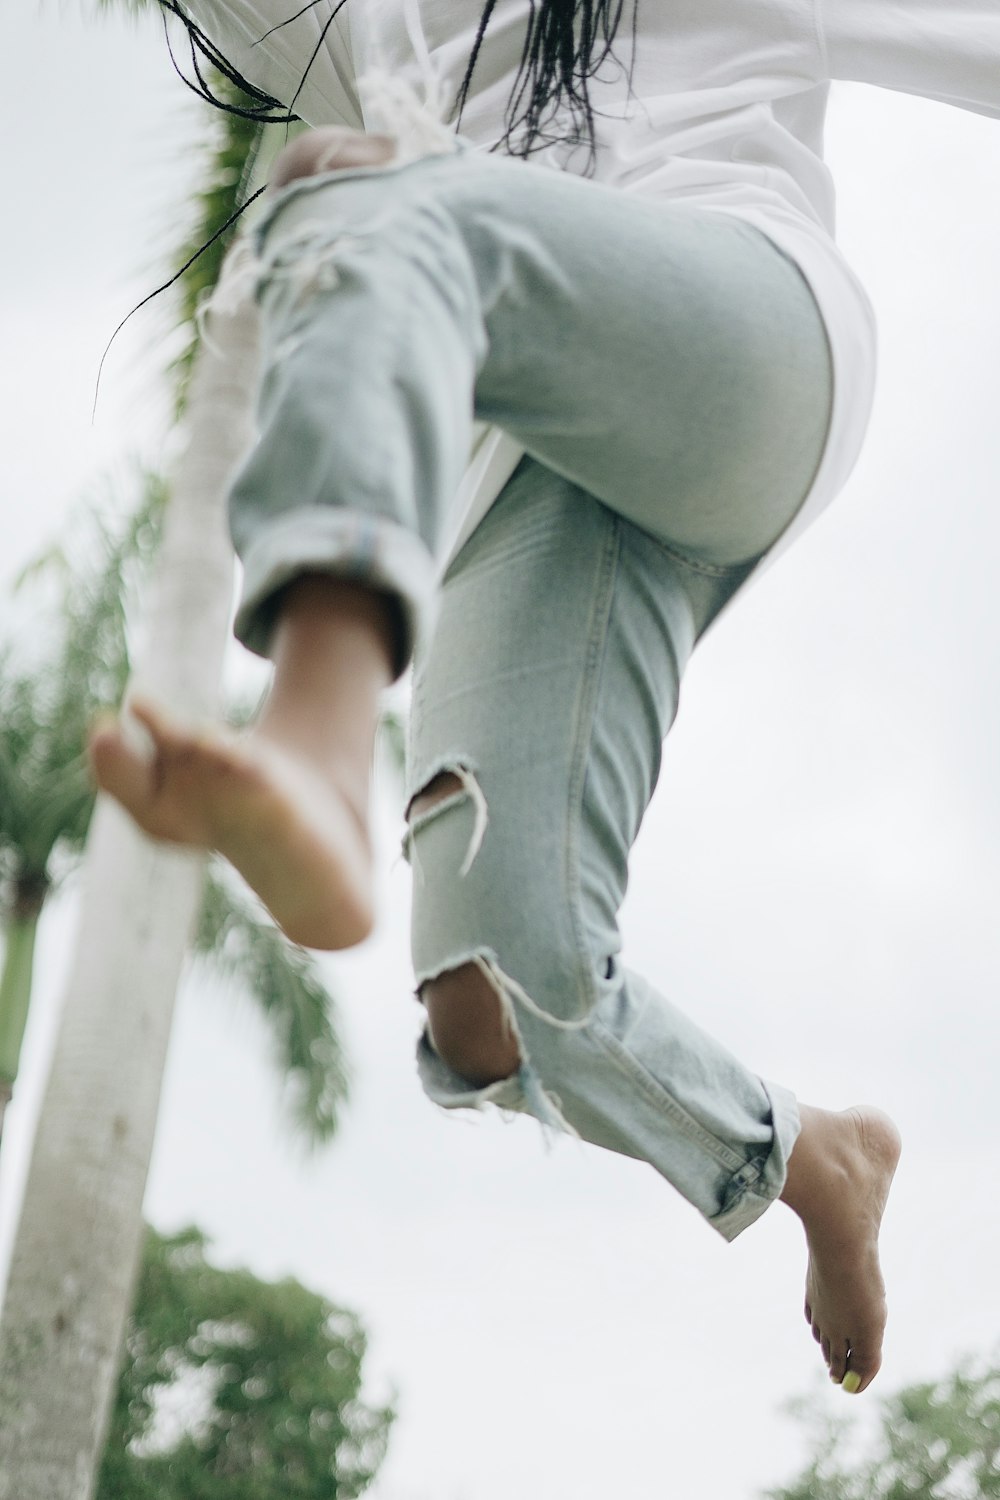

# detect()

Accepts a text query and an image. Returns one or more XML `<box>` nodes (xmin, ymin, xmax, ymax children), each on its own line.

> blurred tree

<box><xmin>95</xmin><ymin>1225</ymin><xmax>395</xmax><ymax>1500</ymax></box>
<box><xmin>0</xmin><ymin>499</ymin><xmax>153</xmax><ymax>1133</ymax></box>
<box><xmin>0</xmin><ymin>22</ymin><xmax>328</xmax><ymax>1497</ymax></box>
<box><xmin>763</xmin><ymin>1356</ymin><xmax>1000</xmax><ymax>1500</ymax></box>
<box><xmin>0</xmin><ymin>12</ymin><xmax>402</xmax><ymax>1496</ymax></box>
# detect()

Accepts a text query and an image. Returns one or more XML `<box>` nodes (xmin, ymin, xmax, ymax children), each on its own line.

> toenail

<box><xmin>842</xmin><ymin>1371</ymin><xmax>862</xmax><ymax>1394</ymax></box>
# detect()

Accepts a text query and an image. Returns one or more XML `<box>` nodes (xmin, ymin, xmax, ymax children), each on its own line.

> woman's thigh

<box><xmin>249</xmin><ymin>144</ymin><xmax>832</xmax><ymax>572</ymax></box>
<box><xmin>438</xmin><ymin>152</ymin><xmax>834</xmax><ymax>567</ymax></box>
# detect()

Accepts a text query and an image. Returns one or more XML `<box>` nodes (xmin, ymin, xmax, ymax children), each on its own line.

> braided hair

<box><xmin>160</xmin><ymin>0</ymin><xmax>637</xmax><ymax>167</ymax></box>
<box><xmin>455</xmin><ymin>0</ymin><xmax>637</xmax><ymax>167</ymax></box>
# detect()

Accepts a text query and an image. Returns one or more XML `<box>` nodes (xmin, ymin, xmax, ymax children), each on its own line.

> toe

<box><xmin>828</xmin><ymin>1340</ymin><xmax>849</xmax><ymax>1384</ymax></box>
<box><xmin>845</xmin><ymin>1347</ymin><xmax>882</xmax><ymax>1394</ymax></box>
<box><xmin>129</xmin><ymin>699</ymin><xmax>243</xmax><ymax>790</ymax></box>
<box><xmin>821</xmin><ymin>1336</ymin><xmax>832</xmax><ymax>1368</ymax></box>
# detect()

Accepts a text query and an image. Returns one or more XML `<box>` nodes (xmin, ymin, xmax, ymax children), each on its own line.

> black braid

<box><xmin>158</xmin><ymin>0</ymin><xmax>298</xmax><ymax>121</ymax></box>
<box><xmin>454</xmin><ymin>0</ymin><xmax>638</xmax><ymax>170</ymax></box>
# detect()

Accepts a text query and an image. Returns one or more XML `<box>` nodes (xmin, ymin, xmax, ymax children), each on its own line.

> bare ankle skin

<box><xmin>259</xmin><ymin>575</ymin><xmax>398</xmax><ymax>796</ymax></box>
<box><xmin>779</xmin><ymin>1103</ymin><xmax>901</xmax><ymax>1393</ymax></box>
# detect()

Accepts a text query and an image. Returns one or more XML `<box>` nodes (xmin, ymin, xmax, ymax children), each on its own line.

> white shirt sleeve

<box><xmin>178</xmin><ymin>0</ymin><xmax>365</xmax><ymax>128</ymax></box>
<box><xmin>821</xmin><ymin>0</ymin><xmax>1000</xmax><ymax>119</ymax></box>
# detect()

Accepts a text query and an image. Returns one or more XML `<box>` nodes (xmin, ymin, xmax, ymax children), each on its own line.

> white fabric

<box><xmin>181</xmin><ymin>0</ymin><xmax>1000</xmax><ymax>570</ymax></box>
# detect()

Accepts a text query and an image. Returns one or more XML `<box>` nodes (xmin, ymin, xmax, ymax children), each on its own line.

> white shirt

<box><xmin>181</xmin><ymin>0</ymin><xmax>1000</xmax><ymax>569</ymax></box>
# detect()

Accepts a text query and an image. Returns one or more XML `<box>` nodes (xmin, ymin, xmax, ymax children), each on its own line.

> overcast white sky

<box><xmin>3</xmin><ymin>4</ymin><xmax>1000</xmax><ymax>1498</ymax></box>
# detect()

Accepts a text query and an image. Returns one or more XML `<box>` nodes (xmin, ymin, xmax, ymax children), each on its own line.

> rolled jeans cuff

<box><xmin>232</xmin><ymin>504</ymin><xmax>438</xmax><ymax>675</ymax></box>
<box><xmin>709</xmin><ymin>1079</ymin><xmax>801</xmax><ymax>1241</ymax></box>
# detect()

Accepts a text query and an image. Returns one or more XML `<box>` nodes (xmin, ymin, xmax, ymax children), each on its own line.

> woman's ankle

<box><xmin>272</xmin><ymin>574</ymin><xmax>401</xmax><ymax>678</ymax></box>
<box><xmin>256</xmin><ymin>574</ymin><xmax>397</xmax><ymax>791</ymax></box>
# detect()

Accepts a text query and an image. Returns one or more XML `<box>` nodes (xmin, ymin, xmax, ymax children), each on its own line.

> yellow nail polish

<box><xmin>842</xmin><ymin>1371</ymin><xmax>862</xmax><ymax>1395</ymax></box>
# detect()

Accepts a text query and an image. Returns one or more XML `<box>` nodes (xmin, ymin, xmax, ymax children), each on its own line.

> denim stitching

<box><xmin>589</xmin><ymin>1017</ymin><xmax>749</xmax><ymax>1173</ymax></box>
<box><xmin>562</xmin><ymin>515</ymin><xmax>622</xmax><ymax>1024</ymax></box>
<box><xmin>648</xmin><ymin>532</ymin><xmax>754</xmax><ymax>580</ymax></box>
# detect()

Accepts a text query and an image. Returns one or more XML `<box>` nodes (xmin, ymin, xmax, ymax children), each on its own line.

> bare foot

<box><xmin>88</xmin><ymin>698</ymin><xmax>374</xmax><ymax>950</ymax></box>
<box><xmin>780</xmin><ymin>1104</ymin><xmax>901</xmax><ymax>1394</ymax></box>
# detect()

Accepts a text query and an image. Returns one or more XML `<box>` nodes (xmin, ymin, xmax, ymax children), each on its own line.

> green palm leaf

<box><xmin>192</xmin><ymin>866</ymin><xmax>352</xmax><ymax>1146</ymax></box>
<box><xmin>170</xmin><ymin>85</ymin><xmax>269</xmax><ymax>412</ymax></box>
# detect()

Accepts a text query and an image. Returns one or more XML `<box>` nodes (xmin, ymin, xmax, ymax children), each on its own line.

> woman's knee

<box><xmin>268</xmin><ymin>127</ymin><xmax>398</xmax><ymax>194</ymax></box>
<box><xmin>407</xmin><ymin>771</ymin><xmax>519</xmax><ymax>1083</ymax></box>
<box><xmin>421</xmin><ymin>962</ymin><xmax>522</xmax><ymax>1086</ymax></box>
<box><xmin>406</xmin><ymin>757</ymin><xmax>606</xmax><ymax>1043</ymax></box>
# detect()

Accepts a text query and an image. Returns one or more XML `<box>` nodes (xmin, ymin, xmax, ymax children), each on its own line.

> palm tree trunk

<box><xmin>0</xmin><ymin>247</ymin><xmax>260</xmax><ymax>1500</ymax></box>
<box><xmin>0</xmin><ymin>909</ymin><xmax>40</xmax><ymax>1142</ymax></box>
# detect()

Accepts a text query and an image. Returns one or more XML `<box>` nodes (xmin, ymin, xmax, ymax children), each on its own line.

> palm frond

<box><xmin>0</xmin><ymin>477</ymin><xmax>164</xmax><ymax>874</ymax></box>
<box><xmin>169</xmin><ymin>76</ymin><xmax>270</xmax><ymax>413</ymax></box>
<box><xmin>192</xmin><ymin>865</ymin><xmax>351</xmax><ymax>1146</ymax></box>
<box><xmin>93</xmin><ymin>0</ymin><xmax>156</xmax><ymax>14</ymax></box>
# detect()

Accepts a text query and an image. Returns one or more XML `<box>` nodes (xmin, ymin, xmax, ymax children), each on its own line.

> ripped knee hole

<box><xmin>422</xmin><ymin>962</ymin><xmax>522</xmax><ymax>1087</ymax></box>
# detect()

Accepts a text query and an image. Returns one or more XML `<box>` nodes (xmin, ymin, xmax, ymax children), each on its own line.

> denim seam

<box><xmin>647</xmin><ymin>533</ymin><xmax>750</xmax><ymax>581</ymax></box>
<box><xmin>419</xmin><ymin>196</ymin><xmax>491</xmax><ymax>379</ymax></box>
<box><xmin>562</xmin><ymin>515</ymin><xmax>622</xmax><ymax>1023</ymax></box>
<box><xmin>710</xmin><ymin>1188</ymin><xmax>773</xmax><ymax>1242</ymax></box>
<box><xmin>588</xmin><ymin>1017</ymin><xmax>750</xmax><ymax>1174</ymax></box>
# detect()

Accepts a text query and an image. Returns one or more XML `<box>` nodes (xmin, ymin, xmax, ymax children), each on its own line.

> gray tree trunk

<box><xmin>0</xmin><ymin>246</ymin><xmax>260</xmax><ymax>1499</ymax></box>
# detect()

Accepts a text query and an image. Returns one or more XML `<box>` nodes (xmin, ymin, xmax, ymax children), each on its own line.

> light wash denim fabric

<box><xmin>228</xmin><ymin>142</ymin><xmax>834</xmax><ymax>1239</ymax></box>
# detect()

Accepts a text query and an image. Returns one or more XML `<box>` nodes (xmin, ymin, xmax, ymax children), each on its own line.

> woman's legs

<box><xmin>89</xmin><ymin>130</ymin><xmax>899</xmax><ymax>1390</ymax></box>
<box><xmin>405</xmin><ymin>457</ymin><xmax>899</xmax><ymax>1392</ymax></box>
<box><xmin>404</xmin><ymin>458</ymin><xmax>793</xmax><ymax>1228</ymax></box>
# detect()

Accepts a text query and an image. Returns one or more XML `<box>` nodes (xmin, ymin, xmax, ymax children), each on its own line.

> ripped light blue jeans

<box><xmin>228</xmin><ymin>140</ymin><xmax>834</xmax><ymax>1240</ymax></box>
